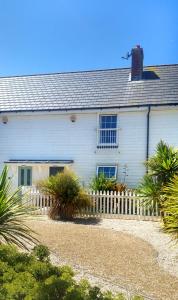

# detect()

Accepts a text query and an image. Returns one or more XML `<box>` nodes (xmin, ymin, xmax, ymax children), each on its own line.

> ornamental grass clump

<box><xmin>38</xmin><ymin>170</ymin><xmax>91</xmax><ymax>220</ymax></box>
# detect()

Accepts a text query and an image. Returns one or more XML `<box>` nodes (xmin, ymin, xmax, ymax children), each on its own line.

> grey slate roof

<box><xmin>0</xmin><ymin>64</ymin><xmax>177</xmax><ymax>112</ymax></box>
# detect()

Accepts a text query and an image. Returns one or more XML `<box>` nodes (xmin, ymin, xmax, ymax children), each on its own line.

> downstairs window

<box><xmin>49</xmin><ymin>166</ymin><xmax>64</xmax><ymax>177</ymax></box>
<box><xmin>97</xmin><ymin>166</ymin><xmax>117</xmax><ymax>179</ymax></box>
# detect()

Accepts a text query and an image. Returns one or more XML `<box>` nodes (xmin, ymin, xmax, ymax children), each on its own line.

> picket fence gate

<box><xmin>21</xmin><ymin>187</ymin><xmax>161</xmax><ymax>221</ymax></box>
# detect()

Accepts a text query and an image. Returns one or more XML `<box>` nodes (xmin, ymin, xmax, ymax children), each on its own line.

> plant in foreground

<box><xmin>0</xmin><ymin>166</ymin><xmax>37</xmax><ymax>249</ymax></box>
<box><xmin>0</xmin><ymin>244</ymin><xmax>145</xmax><ymax>300</ymax></box>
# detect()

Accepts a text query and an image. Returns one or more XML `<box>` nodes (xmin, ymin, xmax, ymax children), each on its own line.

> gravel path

<box><xmin>99</xmin><ymin>218</ymin><xmax>178</xmax><ymax>278</ymax></box>
<box><xmin>26</xmin><ymin>217</ymin><xmax>178</xmax><ymax>300</ymax></box>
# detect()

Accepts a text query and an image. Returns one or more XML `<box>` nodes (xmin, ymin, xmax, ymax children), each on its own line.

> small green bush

<box><xmin>32</xmin><ymin>244</ymin><xmax>50</xmax><ymax>262</ymax></box>
<box><xmin>90</xmin><ymin>173</ymin><xmax>117</xmax><ymax>192</ymax></box>
<box><xmin>0</xmin><ymin>244</ymin><xmax>145</xmax><ymax>300</ymax></box>
<box><xmin>90</xmin><ymin>173</ymin><xmax>127</xmax><ymax>193</ymax></box>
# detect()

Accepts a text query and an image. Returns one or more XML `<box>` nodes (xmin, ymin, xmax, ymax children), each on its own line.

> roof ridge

<box><xmin>0</xmin><ymin>63</ymin><xmax>177</xmax><ymax>79</ymax></box>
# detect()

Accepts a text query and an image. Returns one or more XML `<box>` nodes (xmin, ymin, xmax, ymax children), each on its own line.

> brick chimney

<box><xmin>131</xmin><ymin>45</ymin><xmax>144</xmax><ymax>81</ymax></box>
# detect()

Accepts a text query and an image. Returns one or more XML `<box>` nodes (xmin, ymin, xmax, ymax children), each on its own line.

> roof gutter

<box><xmin>0</xmin><ymin>102</ymin><xmax>178</xmax><ymax>114</ymax></box>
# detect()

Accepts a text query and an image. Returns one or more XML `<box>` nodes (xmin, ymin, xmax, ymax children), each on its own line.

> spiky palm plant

<box><xmin>163</xmin><ymin>175</ymin><xmax>178</xmax><ymax>238</ymax></box>
<box><xmin>137</xmin><ymin>140</ymin><xmax>178</xmax><ymax>212</ymax></box>
<box><xmin>0</xmin><ymin>166</ymin><xmax>37</xmax><ymax>249</ymax></box>
<box><xmin>137</xmin><ymin>174</ymin><xmax>162</xmax><ymax>207</ymax></box>
<box><xmin>147</xmin><ymin>140</ymin><xmax>178</xmax><ymax>185</ymax></box>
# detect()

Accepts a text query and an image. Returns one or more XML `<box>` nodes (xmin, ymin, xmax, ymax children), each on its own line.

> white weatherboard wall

<box><xmin>1</xmin><ymin>108</ymin><xmax>176</xmax><ymax>188</ymax></box>
<box><xmin>149</xmin><ymin>109</ymin><xmax>178</xmax><ymax>156</ymax></box>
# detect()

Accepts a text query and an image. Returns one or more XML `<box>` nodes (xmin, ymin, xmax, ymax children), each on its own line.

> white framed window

<box><xmin>97</xmin><ymin>166</ymin><xmax>117</xmax><ymax>179</ymax></box>
<box><xmin>97</xmin><ymin>115</ymin><xmax>118</xmax><ymax>148</ymax></box>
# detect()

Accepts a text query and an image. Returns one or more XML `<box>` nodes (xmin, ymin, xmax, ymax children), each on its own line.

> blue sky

<box><xmin>0</xmin><ymin>0</ymin><xmax>177</xmax><ymax>76</ymax></box>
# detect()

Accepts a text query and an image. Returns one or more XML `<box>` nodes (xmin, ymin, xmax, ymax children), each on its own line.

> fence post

<box><xmin>106</xmin><ymin>190</ymin><xmax>110</xmax><ymax>214</ymax></box>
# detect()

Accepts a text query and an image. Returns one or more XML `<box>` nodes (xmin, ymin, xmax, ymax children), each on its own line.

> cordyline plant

<box><xmin>0</xmin><ymin>166</ymin><xmax>38</xmax><ymax>249</ymax></box>
<box><xmin>38</xmin><ymin>170</ymin><xmax>91</xmax><ymax>220</ymax></box>
<box><xmin>137</xmin><ymin>140</ymin><xmax>178</xmax><ymax>211</ymax></box>
<box><xmin>146</xmin><ymin>140</ymin><xmax>178</xmax><ymax>185</ymax></box>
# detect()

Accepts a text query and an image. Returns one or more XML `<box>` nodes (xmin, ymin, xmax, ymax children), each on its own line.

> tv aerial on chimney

<box><xmin>121</xmin><ymin>51</ymin><xmax>131</xmax><ymax>60</ymax></box>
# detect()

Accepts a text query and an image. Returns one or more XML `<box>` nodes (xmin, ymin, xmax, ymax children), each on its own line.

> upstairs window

<box><xmin>97</xmin><ymin>166</ymin><xmax>117</xmax><ymax>179</ymax></box>
<box><xmin>97</xmin><ymin>115</ymin><xmax>118</xmax><ymax>148</ymax></box>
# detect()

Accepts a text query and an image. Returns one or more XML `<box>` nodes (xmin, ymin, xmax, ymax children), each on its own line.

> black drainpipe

<box><xmin>146</xmin><ymin>105</ymin><xmax>151</xmax><ymax>172</ymax></box>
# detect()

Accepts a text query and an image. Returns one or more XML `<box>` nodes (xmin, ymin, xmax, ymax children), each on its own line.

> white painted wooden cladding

<box><xmin>22</xmin><ymin>187</ymin><xmax>160</xmax><ymax>221</ymax></box>
<box><xmin>1</xmin><ymin>108</ymin><xmax>178</xmax><ymax>188</ymax></box>
<box><xmin>149</xmin><ymin>109</ymin><xmax>178</xmax><ymax>156</ymax></box>
<box><xmin>96</xmin><ymin>128</ymin><xmax>119</xmax><ymax>148</ymax></box>
<box><xmin>0</xmin><ymin>111</ymin><xmax>147</xmax><ymax>187</ymax></box>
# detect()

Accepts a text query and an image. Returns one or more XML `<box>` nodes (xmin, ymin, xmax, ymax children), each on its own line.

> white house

<box><xmin>0</xmin><ymin>45</ymin><xmax>178</xmax><ymax>188</ymax></box>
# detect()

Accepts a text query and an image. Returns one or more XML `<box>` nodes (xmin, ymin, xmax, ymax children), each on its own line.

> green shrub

<box><xmin>3</xmin><ymin>271</ymin><xmax>38</xmax><ymax>299</ymax></box>
<box><xmin>32</xmin><ymin>244</ymin><xmax>50</xmax><ymax>262</ymax></box>
<box><xmin>28</xmin><ymin>261</ymin><xmax>54</xmax><ymax>281</ymax></box>
<box><xmin>0</xmin><ymin>244</ymin><xmax>144</xmax><ymax>300</ymax></box>
<box><xmin>38</xmin><ymin>170</ymin><xmax>91</xmax><ymax>220</ymax></box>
<box><xmin>90</xmin><ymin>173</ymin><xmax>116</xmax><ymax>192</ymax></box>
<box><xmin>90</xmin><ymin>173</ymin><xmax>127</xmax><ymax>193</ymax></box>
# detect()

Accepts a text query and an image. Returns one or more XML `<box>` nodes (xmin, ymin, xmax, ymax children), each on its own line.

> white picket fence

<box><xmin>22</xmin><ymin>187</ymin><xmax>161</xmax><ymax>221</ymax></box>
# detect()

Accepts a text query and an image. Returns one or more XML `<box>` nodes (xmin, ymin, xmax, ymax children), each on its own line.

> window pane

<box><xmin>20</xmin><ymin>169</ymin><xmax>24</xmax><ymax>186</ymax></box>
<box><xmin>26</xmin><ymin>169</ymin><xmax>31</xmax><ymax>186</ymax></box>
<box><xmin>49</xmin><ymin>167</ymin><xmax>64</xmax><ymax>177</ymax></box>
<box><xmin>100</xmin><ymin>115</ymin><xmax>117</xmax><ymax>129</ymax></box>
<box><xmin>100</xmin><ymin>130</ymin><xmax>116</xmax><ymax>144</ymax></box>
